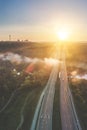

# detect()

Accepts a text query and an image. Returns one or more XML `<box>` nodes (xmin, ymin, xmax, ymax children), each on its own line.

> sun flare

<box><xmin>44</xmin><ymin>58</ymin><xmax>58</xmax><ymax>65</ymax></box>
<box><xmin>57</xmin><ymin>28</ymin><xmax>69</xmax><ymax>41</ymax></box>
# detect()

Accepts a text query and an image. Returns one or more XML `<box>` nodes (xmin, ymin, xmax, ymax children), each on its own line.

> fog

<box><xmin>0</xmin><ymin>52</ymin><xmax>59</xmax><ymax>65</ymax></box>
<box><xmin>75</xmin><ymin>74</ymin><xmax>87</xmax><ymax>80</ymax></box>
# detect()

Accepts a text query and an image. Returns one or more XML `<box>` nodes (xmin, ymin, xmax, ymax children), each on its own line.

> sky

<box><xmin>0</xmin><ymin>0</ymin><xmax>87</xmax><ymax>42</ymax></box>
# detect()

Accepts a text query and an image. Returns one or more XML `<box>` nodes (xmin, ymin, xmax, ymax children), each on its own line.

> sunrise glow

<box><xmin>57</xmin><ymin>28</ymin><xmax>69</xmax><ymax>41</ymax></box>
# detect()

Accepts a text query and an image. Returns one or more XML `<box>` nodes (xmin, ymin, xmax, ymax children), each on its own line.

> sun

<box><xmin>57</xmin><ymin>28</ymin><xmax>69</xmax><ymax>40</ymax></box>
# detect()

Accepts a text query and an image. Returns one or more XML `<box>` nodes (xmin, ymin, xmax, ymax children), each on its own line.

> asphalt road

<box><xmin>60</xmin><ymin>49</ymin><xmax>82</xmax><ymax>130</ymax></box>
<box><xmin>31</xmin><ymin>46</ymin><xmax>82</xmax><ymax>130</ymax></box>
<box><xmin>36</xmin><ymin>63</ymin><xmax>59</xmax><ymax>130</ymax></box>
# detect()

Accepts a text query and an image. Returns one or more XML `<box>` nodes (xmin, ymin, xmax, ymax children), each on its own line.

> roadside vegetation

<box><xmin>1</xmin><ymin>41</ymin><xmax>87</xmax><ymax>130</ymax></box>
<box><xmin>0</xmin><ymin>41</ymin><xmax>55</xmax><ymax>130</ymax></box>
<box><xmin>0</xmin><ymin>60</ymin><xmax>51</xmax><ymax>130</ymax></box>
<box><xmin>69</xmin><ymin>79</ymin><xmax>87</xmax><ymax>130</ymax></box>
<box><xmin>66</xmin><ymin>42</ymin><xmax>87</xmax><ymax>130</ymax></box>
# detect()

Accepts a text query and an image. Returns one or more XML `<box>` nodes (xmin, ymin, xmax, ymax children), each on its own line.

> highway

<box><xmin>60</xmin><ymin>49</ymin><xmax>82</xmax><ymax>130</ymax></box>
<box><xmin>30</xmin><ymin>46</ymin><xmax>59</xmax><ymax>130</ymax></box>
<box><xmin>36</xmin><ymin>63</ymin><xmax>58</xmax><ymax>130</ymax></box>
<box><xmin>31</xmin><ymin>45</ymin><xmax>82</xmax><ymax>130</ymax></box>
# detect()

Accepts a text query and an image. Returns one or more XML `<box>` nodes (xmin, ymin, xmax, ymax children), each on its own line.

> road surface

<box><xmin>36</xmin><ymin>63</ymin><xmax>58</xmax><ymax>130</ymax></box>
<box><xmin>60</xmin><ymin>49</ymin><xmax>82</xmax><ymax>130</ymax></box>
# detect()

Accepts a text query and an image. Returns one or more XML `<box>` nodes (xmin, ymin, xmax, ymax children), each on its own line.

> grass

<box><xmin>0</xmin><ymin>41</ymin><xmax>52</xmax><ymax>130</ymax></box>
<box><xmin>52</xmin><ymin>76</ymin><xmax>62</xmax><ymax>130</ymax></box>
<box><xmin>18</xmin><ymin>86</ymin><xmax>44</xmax><ymax>130</ymax></box>
<box><xmin>66</xmin><ymin>42</ymin><xmax>87</xmax><ymax>130</ymax></box>
<box><xmin>0</xmin><ymin>86</ymin><xmax>44</xmax><ymax>130</ymax></box>
<box><xmin>69</xmin><ymin>79</ymin><xmax>87</xmax><ymax>130</ymax></box>
<box><xmin>0</xmin><ymin>41</ymin><xmax>56</xmax><ymax>58</ymax></box>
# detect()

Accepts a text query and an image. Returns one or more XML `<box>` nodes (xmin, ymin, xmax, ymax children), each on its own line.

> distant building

<box><xmin>9</xmin><ymin>35</ymin><xmax>11</xmax><ymax>41</ymax></box>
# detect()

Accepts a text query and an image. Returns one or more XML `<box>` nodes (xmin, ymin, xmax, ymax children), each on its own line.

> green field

<box><xmin>0</xmin><ymin>63</ymin><xmax>51</xmax><ymax>130</ymax></box>
<box><xmin>0</xmin><ymin>41</ymin><xmax>53</xmax><ymax>130</ymax></box>
<box><xmin>66</xmin><ymin>42</ymin><xmax>87</xmax><ymax>130</ymax></box>
<box><xmin>0</xmin><ymin>41</ymin><xmax>87</xmax><ymax>130</ymax></box>
<box><xmin>69</xmin><ymin>79</ymin><xmax>87</xmax><ymax>130</ymax></box>
<box><xmin>0</xmin><ymin>41</ymin><xmax>56</xmax><ymax>58</ymax></box>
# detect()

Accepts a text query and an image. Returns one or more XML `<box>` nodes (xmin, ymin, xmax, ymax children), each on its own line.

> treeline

<box><xmin>69</xmin><ymin>79</ymin><xmax>87</xmax><ymax>130</ymax></box>
<box><xmin>0</xmin><ymin>41</ymin><xmax>56</xmax><ymax>58</ymax></box>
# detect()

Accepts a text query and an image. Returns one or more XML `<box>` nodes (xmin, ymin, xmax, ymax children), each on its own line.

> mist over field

<box><xmin>0</xmin><ymin>0</ymin><xmax>87</xmax><ymax>129</ymax></box>
<box><xmin>0</xmin><ymin>52</ymin><xmax>59</xmax><ymax>65</ymax></box>
<box><xmin>0</xmin><ymin>41</ymin><xmax>87</xmax><ymax>130</ymax></box>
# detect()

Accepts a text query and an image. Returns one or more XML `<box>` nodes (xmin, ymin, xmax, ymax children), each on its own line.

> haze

<box><xmin>0</xmin><ymin>0</ymin><xmax>87</xmax><ymax>42</ymax></box>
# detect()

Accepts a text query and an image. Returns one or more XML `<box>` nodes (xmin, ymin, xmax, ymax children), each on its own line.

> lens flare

<box><xmin>56</xmin><ymin>28</ymin><xmax>69</xmax><ymax>40</ymax></box>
